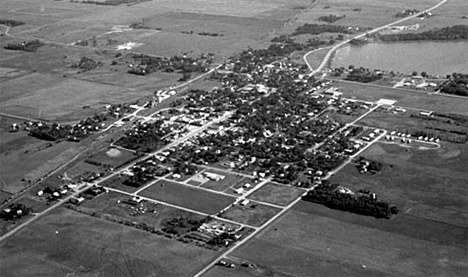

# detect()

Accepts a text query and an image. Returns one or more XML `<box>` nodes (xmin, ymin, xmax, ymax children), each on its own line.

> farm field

<box><xmin>333</xmin><ymin>80</ymin><xmax>468</xmax><ymax>115</ymax></box>
<box><xmin>138</xmin><ymin>180</ymin><xmax>235</xmax><ymax>214</ymax></box>
<box><xmin>248</xmin><ymin>183</ymin><xmax>305</xmax><ymax>206</ymax></box>
<box><xmin>0</xmin><ymin>207</ymin><xmax>219</xmax><ymax>277</ymax></box>
<box><xmin>293</xmin><ymin>0</ymin><xmax>440</xmax><ymax>29</ymax></box>
<box><xmin>0</xmin><ymin>73</ymin><xmax>146</xmax><ymax>122</ymax></box>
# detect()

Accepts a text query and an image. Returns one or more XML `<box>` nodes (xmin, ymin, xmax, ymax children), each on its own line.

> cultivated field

<box><xmin>294</xmin><ymin>0</ymin><xmax>440</xmax><ymax>29</ymax></box>
<box><xmin>138</xmin><ymin>180</ymin><xmax>235</xmax><ymax>214</ymax></box>
<box><xmin>0</xmin><ymin>207</ymin><xmax>219</xmax><ymax>277</ymax></box>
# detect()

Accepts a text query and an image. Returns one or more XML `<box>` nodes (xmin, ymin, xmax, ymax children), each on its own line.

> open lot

<box><xmin>230</xmin><ymin>203</ymin><xmax>467</xmax><ymax>277</ymax></box>
<box><xmin>219</xmin><ymin>202</ymin><xmax>281</xmax><ymax>227</ymax></box>
<box><xmin>334</xmin><ymin>80</ymin><xmax>468</xmax><ymax>115</ymax></box>
<box><xmin>138</xmin><ymin>180</ymin><xmax>235</xmax><ymax>214</ymax></box>
<box><xmin>80</xmin><ymin>190</ymin><xmax>206</xmax><ymax>230</ymax></box>
<box><xmin>0</xmin><ymin>207</ymin><xmax>219</xmax><ymax>277</ymax></box>
<box><xmin>248</xmin><ymin>182</ymin><xmax>305</xmax><ymax>206</ymax></box>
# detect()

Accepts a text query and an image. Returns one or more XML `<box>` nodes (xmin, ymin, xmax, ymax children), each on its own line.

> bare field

<box><xmin>231</xmin><ymin>205</ymin><xmax>467</xmax><ymax>277</ymax></box>
<box><xmin>138</xmin><ymin>180</ymin><xmax>235</xmax><ymax>214</ymax></box>
<box><xmin>333</xmin><ymin>80</ymin><xmax>468</xmax><ymax>115</ymax></box>
<box><xmin>0</xmin><ymin>207</ymin><xmax>219</xmax><ymax>277</ymax></box>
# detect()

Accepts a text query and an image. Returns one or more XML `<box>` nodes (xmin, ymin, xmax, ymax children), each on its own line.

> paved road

<box><xmin>304</xmin><ymin>0</ymin><xmax>449</xmax><ymax>76</ymax></box>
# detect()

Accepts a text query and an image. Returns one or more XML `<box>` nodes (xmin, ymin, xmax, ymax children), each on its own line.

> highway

<box><xmin>304</xmin><ymin>0</ymin><xmax>449</xmax><ymax>76</ymax></box>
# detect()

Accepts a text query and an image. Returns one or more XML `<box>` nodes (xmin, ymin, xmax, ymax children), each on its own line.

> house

<box><xmin>240</xmin><ymin>199</ymin><xmax>250</xmax><ymax>206</ymax></box>
<box><xmin>204</xmin><ymin>172</ymin><xmax>225</xmax><ymax>181</ymax></box>
<box><xmin>419</xmin><ymin>111</ymin><xmax>433</xmax><ymax>117</ymax></box>
<box><xmin>234</xmin><ymin>188</ymin><xmax>244</xmax><ymax>194</ymax></box>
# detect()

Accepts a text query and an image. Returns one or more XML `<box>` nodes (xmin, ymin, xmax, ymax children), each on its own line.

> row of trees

<box><xmin>440</xmin><ymin>73</ymin><xmax>468</xmax><ymax>97</ymax></box>
<box><xmin>292</xmin><ymin>23</ymin><xmax>359</xmax><ymax>36</ymax></box>
<box><xmin>378</xmin><ymin>25</ymin><xmax>468</xmax><ymax>41</ymax></box>
<box><xmin>302</xmin><ymin>182</ymin><xmax>397</xmax><ymax>219</ymax></box>
<box><xmin>4</xmin><ymin>40</ymin><xmax>44</xmax><ymax>52</ymax></box>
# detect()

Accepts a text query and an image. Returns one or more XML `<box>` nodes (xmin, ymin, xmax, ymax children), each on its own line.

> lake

<box><xmin>331</xmin><ymin>41</ymin><xmax>468</xmax><ymax>77</ymax></box>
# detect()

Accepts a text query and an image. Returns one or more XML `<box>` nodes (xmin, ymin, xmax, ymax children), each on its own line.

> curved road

<box><xmin>304</xmin><ymin>0</ymin><xmax>449</xmax><ymax>75</ymax></box>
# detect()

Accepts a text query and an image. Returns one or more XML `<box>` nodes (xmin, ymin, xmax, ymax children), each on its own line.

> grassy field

<box><xmin>229</xmin><ymin>202</ymin><xmax>467</xmax><ymax>277</ymax></box>
<box><xmin>219</xmin><ymin>202</ymin><xmax>281</xmax><ymax>227</ymax></box>
<box><xmin>328</xmin><ymin>142</ymin><xmax>468</xmax><ymax>227</ymax></box>
<box><xmin>357</xmin><ymin>108</ymin><xmax>468</xmax><ymax>140</ymax></box>
<box><xmin>248</xmin><ymin>183</ymin><xmax>305</xmax><ymax>206</ymax></box>
<box><xmin>0</xmin><ymin>207</ymin><xmax>219</xmax><ymax>277</ymax></box>
<box><xmin>333</xmin><ymin>80</ymin><xmax>468</xmax><ymax>115</ymax></box>
<box><xmin>0</xmin><ymin>141</ymin><xmax>82</xmax><ymax>194</ymax></box>
<box><xmin>138</xmin><ymin>180</ymin><xmax>235</xmax><ymax>214</ymax></box>
<box><xmin>87</xmin><ymin>147</ymin><xmax>139</xmax><ymax>168</ymax></box>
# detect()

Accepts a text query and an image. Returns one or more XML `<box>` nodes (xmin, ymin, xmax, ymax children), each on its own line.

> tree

<box><xmin>412</xmin><ymin>71</ymin><xmax>418</xmax><ymax>76</ymax></box>
<box><xmin>421</xmin><ymin>71</ymin><xmax>427</xmax><ymax>77</ymax></box>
